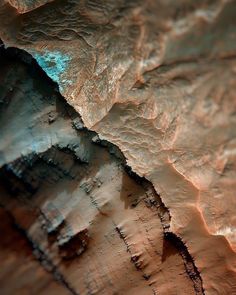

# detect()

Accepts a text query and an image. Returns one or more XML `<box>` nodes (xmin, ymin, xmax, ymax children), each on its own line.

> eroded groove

<box><xmin>114</xmin><ymin>223</ymin><xmax>158</xmax><ymax>295</ymax></box>
<box><xmin>141</xmin><ymin>179</ymin><xmax>205</xmax><ymax>294</ymax></box>
<box><xmin>164</xmin><ymin>232</ymin><xmax>205</xmax><ymax>295</ymax></box>
<box><xmin>123</xmin><ymin>163</ymin><xmax>204</xmax><ymax>294</ymax></box>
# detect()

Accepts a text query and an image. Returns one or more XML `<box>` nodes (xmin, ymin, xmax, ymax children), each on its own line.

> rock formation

<box><xmin>0</xmin><ymin>1</ymin><xmax>236</xmax><ymax>294</ymax></box>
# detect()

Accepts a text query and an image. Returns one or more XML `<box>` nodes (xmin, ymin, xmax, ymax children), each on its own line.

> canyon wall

<box><xmin>0</xmin><ymin>1</ymin><xmax>236</xmax><ymax>294</ymax></box>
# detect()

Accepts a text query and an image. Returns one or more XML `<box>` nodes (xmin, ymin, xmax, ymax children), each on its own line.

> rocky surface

<box><xmin>0</xmin><ymin>48</ymin><xmax>202</xmax><ymax>295</ymax></box>
<box><xmin>0</xmin><ymin>0</ymin><xmax>236</xmax><ymax>294</ymax></box>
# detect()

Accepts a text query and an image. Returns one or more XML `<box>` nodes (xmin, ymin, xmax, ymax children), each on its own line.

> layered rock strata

<box><xmin>0</xmin><ymin>1</ymin><xmax>236</xmax><ymax>294</ymax></box>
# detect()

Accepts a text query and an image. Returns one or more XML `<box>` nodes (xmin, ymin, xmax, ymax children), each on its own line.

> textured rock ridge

<box><xmin>0</xmin><ymin>0</ymin><xmax>236</xmax><ymax>294</ymax></box>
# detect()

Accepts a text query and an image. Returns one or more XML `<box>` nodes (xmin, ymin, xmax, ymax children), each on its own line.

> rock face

<box><xmin>0</xmin><ymin>1</ymin><xmax>236</xmax><ymax>294</ymax></box>
<box><xmin>0</xmin><ymin>48</ymin><xmax>201</xmax><ymax>295</ymax></box>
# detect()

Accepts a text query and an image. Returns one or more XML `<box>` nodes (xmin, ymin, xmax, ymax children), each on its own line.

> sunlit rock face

<box><xmin>0</xmin><ymin>0</ymin><xmax>236</xmax><ymax>294</ymax></box>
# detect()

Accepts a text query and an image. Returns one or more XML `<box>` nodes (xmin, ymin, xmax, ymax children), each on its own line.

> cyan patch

<box><xmin>33</xmin><ymin>50</ymin><xmax>72</xmax><ymax>90</ymax></box>
<box><xmin>25</xmin><ymin>0</ymin><xmax>37</xmax><ymax>4</ymax></box>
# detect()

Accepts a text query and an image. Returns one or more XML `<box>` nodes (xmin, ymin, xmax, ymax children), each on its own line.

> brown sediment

<box><xmin>0</xmin><ymin>206</ymin><xmax>73</xmax><ymax>295</ymax></box>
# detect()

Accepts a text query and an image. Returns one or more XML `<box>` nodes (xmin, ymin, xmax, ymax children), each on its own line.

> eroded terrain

<box><xmin>0</xmin><ymin>1</ymin><xmax>236</xmax><ymax>294</ymax></box>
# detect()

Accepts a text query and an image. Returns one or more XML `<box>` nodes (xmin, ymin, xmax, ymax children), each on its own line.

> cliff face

<box><xmin>0</xmin><ymin>1</ymin><xmax>236</xmax><ymax>295</ymax></box>
<box><xmin>0</xmin><ymin>48</ymin><xmax>201</xmax><ymax>295</ymax></box>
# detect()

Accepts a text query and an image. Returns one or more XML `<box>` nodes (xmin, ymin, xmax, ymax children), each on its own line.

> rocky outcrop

<box><xmin>0</xmin><ymin>47</ymin><xmax>202</xmax><ymax>294</ymax></box>
<box><xmin>0</xmin><ymin>1</ymin><xmax>236</xmax><ymax>294</ymax></box>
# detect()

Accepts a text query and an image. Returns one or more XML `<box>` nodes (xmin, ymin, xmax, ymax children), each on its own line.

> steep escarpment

<box><xmin>0</xmin><ymin>47</ymin><xmax>203</xmax><ymax>294</ymax></box>
<box><xmin>0</xmin><ymin>0</ymin><xmax>236</xmax><ymax>294</ymax></box>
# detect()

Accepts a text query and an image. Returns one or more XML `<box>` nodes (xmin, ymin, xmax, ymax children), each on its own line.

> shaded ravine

<box><xmin>0</xmin><ymin>43</ymin><xmax>204</xmax><ymax>294</ymax></box>
<box><xmin>164</xmin><ymin>232</ymin><xmax>205</xmax><ymax>294</ymax></box>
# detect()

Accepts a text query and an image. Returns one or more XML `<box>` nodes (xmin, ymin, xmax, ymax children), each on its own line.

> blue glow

<box><xmin>33</xmin><ymin>50</ymin><xmax>72</xmax><ymax>88</ymax></box>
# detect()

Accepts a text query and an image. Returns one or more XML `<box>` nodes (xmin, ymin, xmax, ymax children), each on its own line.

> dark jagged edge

<box><xmin>0</xmin><ymin>42</ymin><xmax>205</xmax><ymax>295</ymax></box>
<box><xmin>164</xmin><ymin>232</ymin><xmax>205</xmax><ymax>294</ymax></box>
